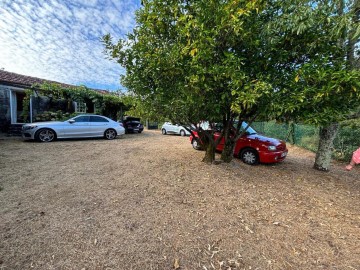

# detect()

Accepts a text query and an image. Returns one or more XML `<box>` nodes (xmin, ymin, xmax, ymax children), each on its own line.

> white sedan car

<box><xmin>161</xmin><ymin>122</ymin><xmax>191</xmax><ymax>136</ymax></box>
<box><xmin>22</xmin><ymin>114</ymin><xmax>125</xmax><ymax>142</ymax></box>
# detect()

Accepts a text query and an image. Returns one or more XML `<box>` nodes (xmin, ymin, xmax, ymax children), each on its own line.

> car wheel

<box><xmin>162</xmin><ymin>128</ymin><xmax>167</xmax><ymax>135</ymax></box>
<box><xmin>192</xmin><ymin>138</ymin><xmax>202</xmax><ymax>150</ymax></box>
<box><xmin>180</xmin><ymin>129</ymin><xmax>186</xmax><ymax>136</ymax></box>
<box><xmin>240</xmin><ymin>148</ymin><xmax>259</xmax><ymax>165</ymax></box>
<box><xmin>104</xmin><ymin>129</ymin><xmax>117</xmax><ymax>140</ymax></box>
<box><xmin>36</xmin><ymin>128</ymin><xmax>56</xmax><ymax>142</ymax></box>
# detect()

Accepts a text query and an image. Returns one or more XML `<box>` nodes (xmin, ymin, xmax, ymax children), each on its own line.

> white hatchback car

<box><xmin>161</xmin><ymin>122</ymin><xmax>191</xmax><ymax>136</ymax></box>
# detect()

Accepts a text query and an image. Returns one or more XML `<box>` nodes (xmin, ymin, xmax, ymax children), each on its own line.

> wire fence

<box><xmin>252</xmin><ymin>120</ymin><xmax>360</xmax><ymax>162</ymax></box>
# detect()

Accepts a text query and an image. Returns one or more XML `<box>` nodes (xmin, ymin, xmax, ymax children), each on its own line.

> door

<box><xmin>10</xmin><ymin>91</ymin><xmax>28</xmax><ymax>124</ymax></box>
<box><xmin>62</xmin><ymin>115</ymin><xmax>91</xmax><ymax>137</ymax></box>
<box><xmin>90</xmin><ymin>115</ymin><xmax>109</xmax><ymax>136</ymax></box>
<box><xmin>167</xmin><ymin>123</ymin><xmax>178</xmax><ymax>133</ymax></box>
<box><xmin>214</xmin><ymin>131</ymin><xmax>225</xmax><ymax>151</ymax></box>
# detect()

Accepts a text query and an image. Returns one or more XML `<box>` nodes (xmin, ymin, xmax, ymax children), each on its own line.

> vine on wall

<box><xmin>21</xmin><ymin>89</ymin><xmax>33</xmax><ymax>122</ymax></box>
<box><xmin>22</xmin><ymin>83</ymin><xmax>127</xmax><ymax>122</ymax></box>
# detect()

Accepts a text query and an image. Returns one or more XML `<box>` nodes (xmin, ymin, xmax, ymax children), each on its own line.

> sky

<box><xmin>0</xmin><ymin>0</ymin><xmax>141</xmax><ymax>91</ymax></box>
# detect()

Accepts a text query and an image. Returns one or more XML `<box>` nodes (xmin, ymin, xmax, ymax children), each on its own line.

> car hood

<box><xmin>25</xmin><ymin>121</ymin><xmax>65</xmax><ymax>127</ymax></box>
<box><xmin>247</xmin><ymin>133</ymin><xmax>285</xmax><ymax>146</ymax></box>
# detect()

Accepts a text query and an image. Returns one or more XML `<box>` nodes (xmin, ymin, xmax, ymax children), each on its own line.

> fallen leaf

<box><xmin>245</xmin><ymin>225</ymin><xmax>254</xmax><ymax>234</ymax></box>
<box><xmin>174</xmin><ymin>258</ymin><xmax>180</xmax><ymax>269</ymax></box>
<box><xmin>273</xmin><ymin>222</ymin><xmax>280</xmax><ymax>226</ymax></box>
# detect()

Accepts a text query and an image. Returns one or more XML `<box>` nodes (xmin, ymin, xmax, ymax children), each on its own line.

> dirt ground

<box><xmin>0</xmin><ymin>130</ymin><xmax>359</xmax><ymax>270</ymax></box>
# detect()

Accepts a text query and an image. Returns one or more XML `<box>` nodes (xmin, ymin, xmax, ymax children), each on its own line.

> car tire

<box><xmin>180</xmin><ymin>129</ymin><xmax>186</xmax><ymax>136</ymax></box>
<box><xmin>192</xmin><ymin>138</ymin><xmax>202</xmax><ymax>150</ymax></box>
<box><xmin>104</xmin><ymin>129</ymin><xmax>117</xmax><ymax>140</ymax></box>
<box><xmin>35</xmin><ymin>128</ymin><xmax>56</xmax><ymax>142</ymax></box>
<box><xmin>162</xmin><ymin>128</ymin><xmax>167</xmax><ymax>135</ymax></box>
<box><xmin>240</xmin><ymin>148</ymin><xmax>259</xmax><ymax>165</ymax></box>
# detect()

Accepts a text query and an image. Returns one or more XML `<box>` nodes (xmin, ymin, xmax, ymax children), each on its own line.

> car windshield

<box><xmin>236</xmin><ymin>121</ymin><xmax>257</xmax><ymax>135</ymax></box>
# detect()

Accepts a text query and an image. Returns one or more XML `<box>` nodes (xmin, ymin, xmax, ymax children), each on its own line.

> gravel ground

<box><xmin>0</xmin><ymin>130</ymin><xmax>359</xmax><ymax>270</ymax></box>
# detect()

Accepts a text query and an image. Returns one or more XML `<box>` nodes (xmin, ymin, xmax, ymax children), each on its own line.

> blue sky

<box><xmin>0</xmin><ymin>0</ymin><xmax>141</xmax><ymax>91</ymax></box>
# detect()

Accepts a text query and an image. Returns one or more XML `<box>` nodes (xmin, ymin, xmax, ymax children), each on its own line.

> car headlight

<box><xmin>268</xmin><ymin>145</ymin><xmax>277</xmax><ymax>151</ymax></box>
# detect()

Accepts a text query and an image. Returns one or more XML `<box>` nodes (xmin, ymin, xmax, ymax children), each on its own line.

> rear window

<box><xmin>91</xmin><ymin>116</ymin><xmax>109</xmax><ymax>122</ymax></box>
<box><xmin>127</xmin><ymin>121</ymin><xmax>141</xmax><ymax>126</ymax></box>
<box><xmin>124</xmin><ymin>117</ymin><xmax>141</xmax><ymax>122</ymax></box>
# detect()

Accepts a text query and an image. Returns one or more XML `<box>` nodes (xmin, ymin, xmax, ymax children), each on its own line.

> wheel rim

<box><xmin>193</xmin><ymin>140</ymin><xmax>198</xmax><ymax>149</ymax></box>
<box><xmin>180</xmin><ymin>130</ymin><xmax>185</xmax><ymax>136</ymax></box>
<box><xmin>162</xmin><ymin>129</ymin><xmax>166</xmax><ymax>135</ymax></box>
<box><xmin>39</xmin><ymin>130</ymin><xmax>54</xmax><ymax>142</ymax></box>
<box><xmin>105</xmin><ymin>129</ymin><xmax>116</xmax><ymax>139</ymax></box>
<box><xmin>243</xmin><ymin>151</ymin><xmax>256</xmax><ymax>164</ymax></box>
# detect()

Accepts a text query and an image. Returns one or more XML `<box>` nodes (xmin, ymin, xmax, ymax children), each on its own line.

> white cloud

<box><xmin>0</xmin><ymin>0</ymin><xmax>140</xmax><ymax>90</ymax></box>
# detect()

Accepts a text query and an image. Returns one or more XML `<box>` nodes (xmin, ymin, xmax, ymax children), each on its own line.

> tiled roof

<box><xmin>0</xmin><ymin>70</ymin><xmax>109</xmax><ymax>94</ymax></box>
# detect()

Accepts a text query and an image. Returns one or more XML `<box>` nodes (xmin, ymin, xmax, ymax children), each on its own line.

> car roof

<box><xmin>75</xmin><ymin>114</ymin><xmax>105</xmax><ymax>117</ymax></box>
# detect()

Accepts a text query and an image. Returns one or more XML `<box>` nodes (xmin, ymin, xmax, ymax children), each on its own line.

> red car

<box><xmin>190</xmin><ymin>122</ymin><xmax>288</xmax><ymax>165</ymax></box>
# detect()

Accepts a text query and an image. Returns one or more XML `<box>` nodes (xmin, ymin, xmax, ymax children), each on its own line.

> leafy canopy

<box><xmin>103</xmin><ymin>0</ymin><xmax>274</xmax><ymax>126</ymax></box>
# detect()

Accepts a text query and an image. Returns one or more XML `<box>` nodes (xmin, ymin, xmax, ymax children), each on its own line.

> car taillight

<box><xmin>119</xmin><ymin>123</ymin><xmax>124</xmax><ymax>127</ymax></box>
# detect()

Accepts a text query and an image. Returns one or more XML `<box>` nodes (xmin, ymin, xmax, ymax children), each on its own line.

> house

<box><xmin>0</xmin><ymin>70</ymin><xmax>111</xmax><ymax>135</ymax></box>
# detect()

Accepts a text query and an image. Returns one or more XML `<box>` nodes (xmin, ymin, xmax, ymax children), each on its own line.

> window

<box><xmin>74</xmin><ymin>102</ymin><xmax>87</xmax><ymax>113</ymax></box>
<box><xmin>233</xmin><ymin>121</ymin><xmax>257</xmax><ymax>134</ymax></box>
<box><xmin>73</xmin><ymin>116</ymin><xmax>90</xmax><ymax>122</ymax></box>
<box><xmin>90</xmin><ymin>116</ymin><xmax>109</xmax><ymax>122</ymax></box>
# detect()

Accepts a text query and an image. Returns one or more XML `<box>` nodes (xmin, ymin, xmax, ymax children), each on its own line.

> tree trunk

<box><xmin>200</xmin><ymin>130</ymin><xmax>216</xmax><ymax>164</ymax></box>
<box><xmin>220</xmin><ymin>116</ymin><xmax>234</xmax><ymax>163</ymax></box>
<box><xmin>202</xmin><ymin>141</ymin><xmax>215</xmax><ymax>163</ymax></box>
<box><xmin>313</xmin><ymin>123</ymin><xmax>339</xmax><ymax>171</ymax></box>
<box><xmin>286</xmin><ymin>122</ymin><xmax>296</xmax><ymax>145</ymax></box>
<box><xmin>221</xmin><ymin>139</ymin><xmax>235</xmax><ymax>163</ymax></box>
<box><xmin>347</xmin><ymin>0</ymin><xmax>359</xmax><ymax>68</ymax></box>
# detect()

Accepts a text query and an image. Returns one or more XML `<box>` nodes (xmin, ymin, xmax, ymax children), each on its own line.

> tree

<box><xmin>103</xmin><ymin>0</ymin><xmax>273</xmax><ymax>163</ymax></box>
<box><xmin>104</xmin><ymin>0</ymin><xmax>360</xmax><ymax>169</ymax></box>
<box><xmin>260</xmin><ymin>0</ymin><xmax>360</xmax><ymax>171</ymax></box>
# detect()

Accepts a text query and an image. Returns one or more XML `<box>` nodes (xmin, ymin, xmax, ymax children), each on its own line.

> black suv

<box><xmin>121</xmin><ymin>116</ymin><xmax>144</xmax><ymax>134</ymax></box>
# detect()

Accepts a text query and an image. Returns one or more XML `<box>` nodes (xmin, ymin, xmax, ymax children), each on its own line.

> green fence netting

<box><xmin>252</xmin><ymin>120</ymin><xmax>360</xmax><ymax>162</ymax></box>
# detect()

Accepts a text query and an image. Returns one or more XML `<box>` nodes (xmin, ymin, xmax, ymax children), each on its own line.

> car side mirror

<box><xmin>68</xmin><ymin>119</ymin><xmax>75</xmax><ymax>124</ymax></box>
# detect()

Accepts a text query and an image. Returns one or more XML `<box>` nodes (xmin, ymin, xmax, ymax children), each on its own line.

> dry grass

<box><xmin>0</xmin><ymin>130</ymin><xmax>359</xmax><ymax>270</ymax></box>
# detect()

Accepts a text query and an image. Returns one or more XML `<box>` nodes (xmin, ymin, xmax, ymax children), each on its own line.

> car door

<box><xmin>173</xmin><ymin>124</ymin><xmax>181</xmax><ymax>134</ymax></box>
<box><xmin>165</xmin><ymin>122</ymin><xmax>175</xmax><ymax>133</ymax></box>
<box><xmin>168</xmin><ymin>123</ymin><xmax>180</xmax><ymax>134</ymax></box>
<box><xmin>90</xmin><ymin>116</ymin><xmax>109</xmax><ymax>136</ymax></box>
<box><xmin>212</xmin><ymin>123</ymin><xmax>225</xmax><ymax>151</ymax></box>
<box><xmin>214</xmin><ymin>131</ymin><xmax>226</xmax><ymax>151</ymax></box>
<box><xmin>62</xmin><ymin>115</ymin><xmax>91</xmax><ymax>137</ymax></box>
